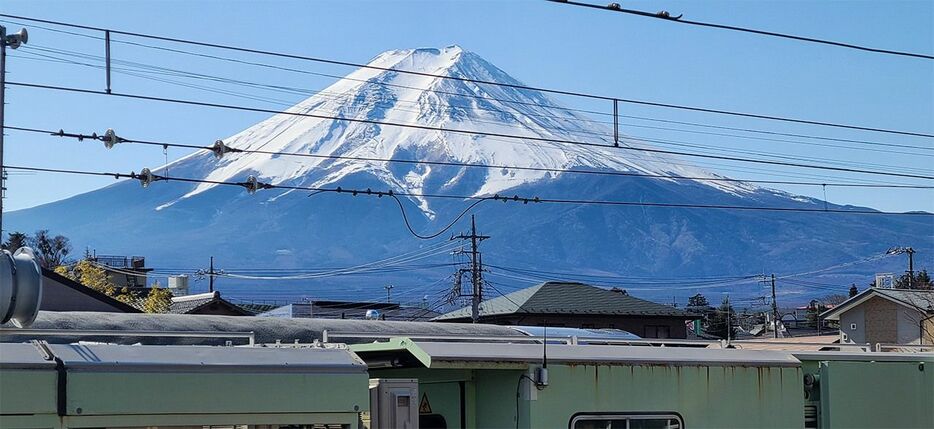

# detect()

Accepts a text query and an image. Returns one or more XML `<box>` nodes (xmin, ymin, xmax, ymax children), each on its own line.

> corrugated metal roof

<box><xmin>0</xmin><ymin>342</ymin><xmax>367</xmax><ymax>373</ymax></box>
<box><xmin>0</xmin><ymin>343</ymin><xmax>57</xmax><ymax>369</ymax></box>
<box><xmin>435</xmin><ymin>282</ymin><xmax>696</xmax><ymax>320</ymax></box>
<box><xmin>1</xmin><ymin>311</ymin><xmax>525</xmax><ymax>345</ymax></box>
<box><xmin>57</xmin><ymin>343</ymin><xmax>365</xmax><ymax>373</ymax></box>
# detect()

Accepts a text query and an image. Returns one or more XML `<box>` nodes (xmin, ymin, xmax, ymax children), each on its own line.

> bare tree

<box><xmin>28</xmin><ymin>230</ymin><xmax>72</xmax><ymax>268</ymax></box>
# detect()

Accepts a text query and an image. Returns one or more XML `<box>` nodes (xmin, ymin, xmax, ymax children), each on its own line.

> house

<box><xmin>168</xmin><ymin>291</ymin><xmax>251</xmax><ymax>316</ymax></box>
<box><xmin>39</xmin><ymin>268</ymin><xmax>141</xmax><ymax>313</ymax></box>
<box><xmin>88</xmin><ymin>254</ymin><xmax>152</xmax><ymax>288</ymax></box>
<box><xmin>258</xmin><ymin>300</ymin><xmax>441</xmax><ymax>321</ymax></box>
<box><xmin>433</xmin><ymin>281</ymin><xmax>700</xmax><ymax>338</ymax></box>
<box><xmin>821</xmin><ymin>288</ymin><xmax>934</xmax><ymax>346</ymax></box>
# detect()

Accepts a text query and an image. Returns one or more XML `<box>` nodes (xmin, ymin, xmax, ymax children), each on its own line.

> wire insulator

<box><xmin>244</xmin><ymin>175</ymin><xmax>261</xmax><ymax>194</ymax></box>
<box><xmin>137</xmin><ymin>168</ymin><xmax>154</xmax><ymax>188</ymax></box>
<box><xmin>103</xmin><ymin>128</ymin><xmax>123</xmax><ymax>149</ymax></box>
<box><xmin>211</xmin><ymin>139</ymin><xmax>228</xmax><ymax>159</ymax></box>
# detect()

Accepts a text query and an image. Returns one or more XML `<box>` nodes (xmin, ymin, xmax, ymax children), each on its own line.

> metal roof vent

<box><xmin>0</xmin><ymin>247</ymin><xmax>43</xmax><ymax>327</ymax></box>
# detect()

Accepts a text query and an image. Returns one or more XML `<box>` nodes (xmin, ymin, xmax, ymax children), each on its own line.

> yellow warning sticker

<box><xmin>418</xmin><ymin>393</ymin><xmax>432</xmax><ymax>414</ymax></box>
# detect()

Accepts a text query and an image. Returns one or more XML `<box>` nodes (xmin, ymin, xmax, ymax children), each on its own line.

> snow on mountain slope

<box><xmin>7</xmin><ymin>46</ymin><xmax>931</xmax><ymax>303</ymax></box>
<box><xmin>157</xmin><ymin>46</ymin><xmax>754</xmax><ymax>214</ymax></box>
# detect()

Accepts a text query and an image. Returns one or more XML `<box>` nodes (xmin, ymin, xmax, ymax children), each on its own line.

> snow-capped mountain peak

<box><xmin>158</xmin><ymin>46</ymin><xmax>754</xmax><ymax>212</ymax></box>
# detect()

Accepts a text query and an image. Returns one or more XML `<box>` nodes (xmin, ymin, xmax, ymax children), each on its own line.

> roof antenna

<box><xmin>536</xmin><ymin>322</ymin><xmax>549</xmax><ymax>388</ymax></box>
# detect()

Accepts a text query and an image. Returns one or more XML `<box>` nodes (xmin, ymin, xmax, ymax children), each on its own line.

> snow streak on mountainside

<box><xmin>159</xmin><ymin>46</ymin><xmax>754</xmax><ymax>215</ymax></box>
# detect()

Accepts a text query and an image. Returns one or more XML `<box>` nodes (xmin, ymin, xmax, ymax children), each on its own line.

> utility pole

<box><xmin>0</xmin><ymin>26</ymin><xmax>28</xmax><ymax>239</ymax></box>
<box><xmin>771</xmin><ymin>274</ymin><xmax>779</xmax><ymax>338</ymax></box>
<box><xmin>887</xmin><ymin>247</ymin><xmax>916</xmax><ymax>288</ymax></box>
<box><xmin>0</xmin><ymin>26</ymin><xmax>7</xmax><ymax>239</ymax></box>
<box><xmin>726</xmin><ymin>294</ymin><xmax>731</xmax><ymax>345</ymax></box>
<box><xmin>384</xmin><ymin>284</ymin><xmax>394</xmax><ymax>303</ymax></box>
<box><xmin>452</xmin><ymin>215</ymin><xmax>489</xmax><ymax>323</ymax></box>
<box><xmin>208</xmin><ymin>256</ymin><xmax>216</xmax><ymax>292</ymax></box>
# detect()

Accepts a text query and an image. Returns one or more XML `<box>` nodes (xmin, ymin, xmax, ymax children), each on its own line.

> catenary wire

<box><xmin>547</xmin><ymin>0</ymin><xmax>934</xmax><ymax>60</ymax></box>
<box><xmin>5</xmin><ymin>165</ymin><xmax>933</xmax><ymax>216</ymax></box>
<box><xmin>8</xmin><ymin>125</ymin><xmax>932</xmax><ymax>189</ymax></box>
<box><xmin>19</xmin><ymin>43</ymin><xmax>933</xmax><ymax>158</ymax></box>
<box><xmin>2</xmin><ymin>13</ymin><xmax>933</xmax><ymax>137</ymax></box>
<box><xmin>9</xmin><ymin>81</ymin><xmax>934</xmax><ymax>181</ymax></box>
<box><xmin>11</xmin><ymin>50</ymin><xmax>931</xmax><ymax>178</ymax></box>
<box><xmin>15</xmin><ymin>46</ymin><xmax>932</xmax><ymax>176</ymax></box>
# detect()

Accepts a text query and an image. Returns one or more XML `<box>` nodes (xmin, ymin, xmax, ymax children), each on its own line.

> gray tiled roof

<box><xmin>434</xmin><ymin>281</ymin><xmax>696</xmax><ymax>320</ymax></box>
<box><xmin>821</xmin><ymin>287</ymin><xmax>934</xmax><ymax>320</ymax></box>
<box><xmin>168</xmin><ymin>297</ymin><xmax>215</xmax><ymax>314</ymax></box>
<box><xmin>871</xmin><ymin>288</ymin><xmax>934</xmax><ymax>311</ymax></box>
<box><xmin>168</xmin><ymin>292</ymin><xmax>249</xmax><ymax>315</ymax></box>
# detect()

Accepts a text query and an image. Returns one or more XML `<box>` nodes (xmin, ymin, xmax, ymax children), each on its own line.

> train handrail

<box><xmin>325</xmin><ymin>330</ymin><xmax>934</xmax><ymax>353</ymax></box>
<box><xmin>324</xmin><ymin>331</ymin><xmax>715</xmax><ymax>347</ymax></box>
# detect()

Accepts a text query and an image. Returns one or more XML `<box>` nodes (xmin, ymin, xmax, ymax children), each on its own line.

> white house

<box><xmin>821</xmin><ymin>288</ymin><xmax>934</xmax><ymax>346</ymax></box>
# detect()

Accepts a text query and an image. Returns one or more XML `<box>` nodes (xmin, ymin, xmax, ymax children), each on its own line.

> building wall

<box><xmin>896</xmin><ymin>306</ymin><xmax>924</xmax><ymax>344</ymax></box>
<box><xmin>104</xmin><ymin>269</ymin><xmax>147</xmax><ymax>288</ymax></box>
<box><xmin>924</xmin><ymin>317</ymin><xmax>934</xmax><ymax>345</ymax></box>
<box><xmin>838</xmin><ymin>305</ymin><xmax>865</xmax><ymax>343</ymax></box>
<box><xmin>40</xmin><ymin>275</ymin><xmax>133</xmax><ymax>313</ymax></box>
<box><xmin>863</xmin><ymin>297</ymin><xmax>899</xmax><ymax>345</ymax></box>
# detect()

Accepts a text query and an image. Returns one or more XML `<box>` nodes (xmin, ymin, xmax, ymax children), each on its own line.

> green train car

<box><xmin>1</xmin><ymin>330</ymin><xmax>932</xmax><ymax>429</ymax></box>
<box><xmin>352</xmin><ymin>338</ymin><xmax>933</xmax><ymax>429</ymax></box>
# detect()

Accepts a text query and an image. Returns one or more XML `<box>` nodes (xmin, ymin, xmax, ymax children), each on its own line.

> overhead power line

<box><xmin>548</xmin><ymin>0</ymin><xmax>934</xmax><ymax>60</ymax></box>
<box><xmin>15</xmin><ymin>44</ymin><xmax>934</xmax><ymax>177</ymax></box>
<box><xmin>2</xmin><ymin>13</ymin><xmax>933</xmax><ymax>138</ymax></box>
<box><xmin>5</xmin><ymin>164</ymin><xmax>932</xmax><ymax>216</ymax></box>
<box><xmin>7</xmin><ymin>125</ymin><xmax>932</xmax><ymax>190</ymax></box>
<box><xmin>8</xmin><ymin>82</ymin><xmax>934</xmax><ymax>181</ymax></box>
<box><xmin>12</xmin><ymin>46</ymin><xmax>933</xmax><ymax>177</ymax></box>
<box><xmin>17</xmin><ymin>39</ymin><xmax>934</xmax><ymax>156</ymax></box>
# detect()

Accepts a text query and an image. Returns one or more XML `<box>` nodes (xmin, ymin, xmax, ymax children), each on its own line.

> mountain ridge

<box><xmin>6</xmin><ymin>46</ymin><xmax>931</xmax><ymax>303</ymax></box>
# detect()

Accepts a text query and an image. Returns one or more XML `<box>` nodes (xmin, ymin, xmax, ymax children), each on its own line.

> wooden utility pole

<box><xmin>771</xmin><ymin>274</ymin><xmax>779</xmax><ymax>338</ymax></box>
<box><xmin>209</xmin><ymin>256</ymin><xmax>215</xmax><ymax>292</ymax></box>
<box><xmin>452</xmin><ymin>215</ymin><xmax>489</xmax><ymax>323</ymax></box>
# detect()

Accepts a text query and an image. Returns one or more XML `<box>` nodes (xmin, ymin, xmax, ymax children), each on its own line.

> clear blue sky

<box><xmin>3</xmin><ymin>0</ymin><xmax>932</xmax><ymax>212</ymax></box>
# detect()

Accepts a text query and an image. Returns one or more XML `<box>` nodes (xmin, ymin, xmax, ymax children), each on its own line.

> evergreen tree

<box><xmin>894</xmin><ymin>269</ymin><xmax>933</xmax><ymax>290</ymax></box>
<box><xmin>1</xmin><ymin>231</ymin><xmax>28</xmax><ymax>251</ymax></box>
<box><xmin>55</xmin><ymin>260</ymin><xmax>117</xmax><ymax>296</ymax></box>
<box><xmin>706</xmin><ymin>297</ymin><xmax>737</xmax><ymax>339</ymax></box>
<box><xmin>688</xmin><ymin>293</ymin><xmax>710</xmax><ymax>308</ymax></box>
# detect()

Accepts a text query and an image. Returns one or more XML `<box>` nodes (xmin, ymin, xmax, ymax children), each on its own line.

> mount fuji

<box><xmin>8</xmin><ymin>46</ymin><xmax>930</xmax><ymax>303</ymax></box>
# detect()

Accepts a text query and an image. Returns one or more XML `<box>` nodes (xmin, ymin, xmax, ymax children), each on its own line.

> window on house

<box><xmin>850</xmin><ymin>323</ymin><xmax>857</xmax><ymax>330</ymax></box>
<box><xmin>644</xmin><ymin>325</ymin><xmax>671</xmax><ymax>339</ymax></box>
<box><xmin>571</xmin><ymin>414</ymin><xmax>682</xmax><ymax>429</ymax></box>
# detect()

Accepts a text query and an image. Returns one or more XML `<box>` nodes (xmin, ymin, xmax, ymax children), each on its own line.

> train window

<box><xmin>571</xmin><ymin>414</ymin><xmax>682</xmax><ymax>429</ymax></box>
